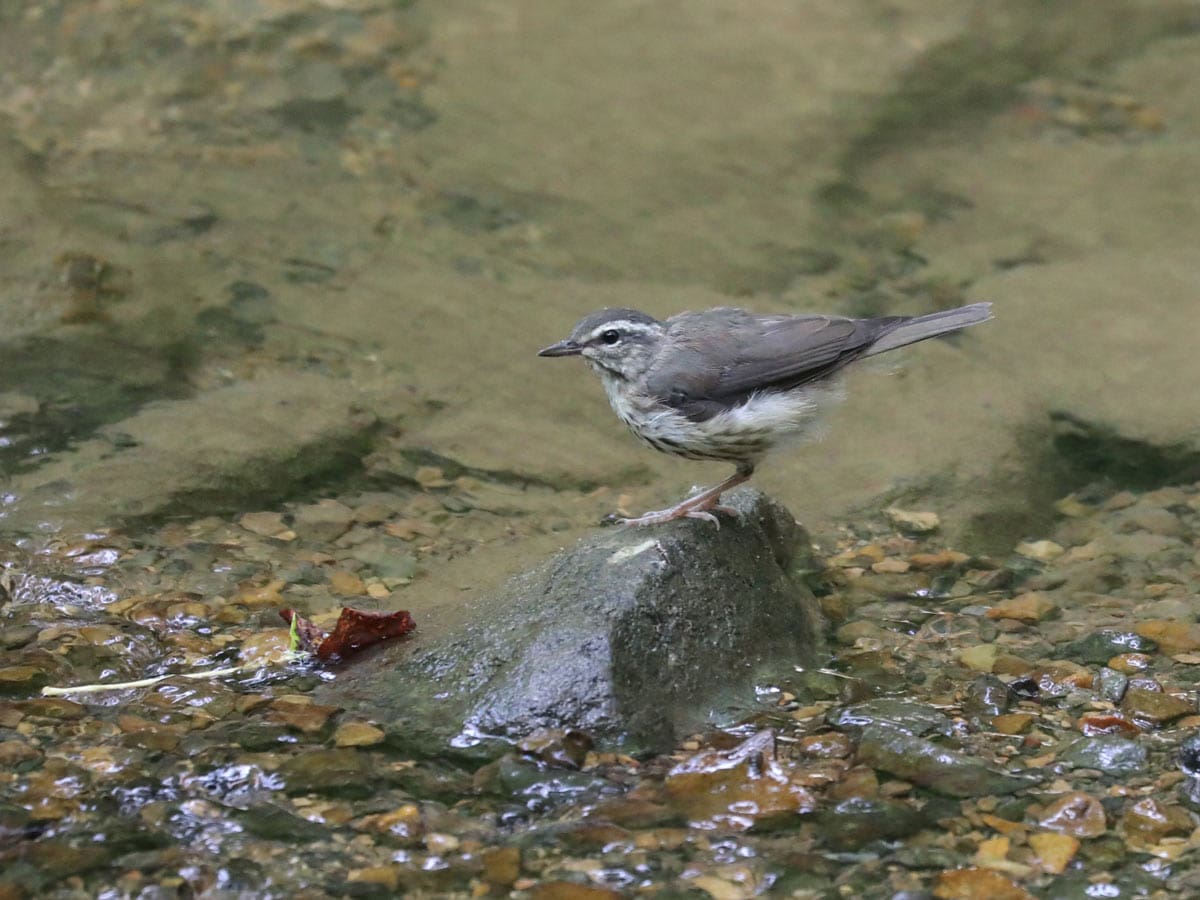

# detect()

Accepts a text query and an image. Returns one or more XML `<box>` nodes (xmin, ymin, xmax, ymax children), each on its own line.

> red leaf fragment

<box><xmin>279</xmin><ymin>607</ymin><xmax>416</xmax><ymax>662</ymax></box>
<box><xmin>1076</xmin><ymin>713</ymin><xmax>1141</xmax><ymax>737</ymax></box>
<box><xmin>316</xmin><ymin>607</ymin><xmax>416</xmax><ymax>660</ymax></box>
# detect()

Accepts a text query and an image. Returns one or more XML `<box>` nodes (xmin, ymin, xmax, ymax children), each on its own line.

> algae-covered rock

<box><xmin>319</xmin><ymin>489</ymin><xmax>824</xmax><ymax>753</ymax></box>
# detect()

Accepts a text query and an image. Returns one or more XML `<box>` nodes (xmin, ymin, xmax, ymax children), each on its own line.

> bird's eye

<box><xmin>600</xmin><ymin>329</ymin><xmax>621</xmax><ymax>345</ymax></box>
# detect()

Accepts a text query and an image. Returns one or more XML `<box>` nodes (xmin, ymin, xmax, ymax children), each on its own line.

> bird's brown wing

<box><xmin>645</xmin><ymin>311</ymin><xmax>901</xmax><ymax>422</ymax></box>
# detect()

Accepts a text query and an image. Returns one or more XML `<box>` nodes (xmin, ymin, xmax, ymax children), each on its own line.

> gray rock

<box><xmin>318</xmin><ymin>489</ymin><xmax>824</xmax><ymax>754</ymax></box>
<box><xmin>290</xmin><ymin>498</ymin><xmax>356</xmax><ymax>542</ymax></box>
<box><xmin>1060</xmin><ymin>735</ymin><xmax>1148</xmax><ymax>775</ymax></box>
<box><xmin>855</xmin><ymin>726</ymin><xmax>1033</xmax><ymax>797</ymax></box>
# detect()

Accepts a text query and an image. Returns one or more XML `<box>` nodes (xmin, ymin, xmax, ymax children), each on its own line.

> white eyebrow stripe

<box><xmin>583</xmin><ymin>321</ymin><xmax>659</xmax><ymax>342</ymax></box>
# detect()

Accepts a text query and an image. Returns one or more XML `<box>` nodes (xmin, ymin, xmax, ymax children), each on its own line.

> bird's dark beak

<box><xmin>537</xmin><ymin>339</ymin><xmax>583</xmax><ymax>357</ymax></box>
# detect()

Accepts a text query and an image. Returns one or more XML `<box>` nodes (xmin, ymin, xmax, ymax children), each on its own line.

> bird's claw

<box><xmin>684</xmin><ymin>509</ymin><xmax>720</xmax><ymax>527</ymax></box>
<box><xmin>613</xmin><ymin>504</ymin><xmax>730</xmax><ymax>528</ymax></box>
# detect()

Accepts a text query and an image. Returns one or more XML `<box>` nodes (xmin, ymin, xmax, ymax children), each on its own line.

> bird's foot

<box><xmin>608</xmin><ymin>468</ymin><xmax>753</xmax><ymax>528</ymax></box>
<box><xmin>614</xmin><ymin>495</ymin><xmax>733</xmax><ymax>528</ymax></box>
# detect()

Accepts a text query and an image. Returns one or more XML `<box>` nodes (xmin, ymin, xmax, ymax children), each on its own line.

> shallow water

<box><xmin>3</xmin><ymin>1</ymin><xmax>1200</xmax><ymax>897</ymax></box>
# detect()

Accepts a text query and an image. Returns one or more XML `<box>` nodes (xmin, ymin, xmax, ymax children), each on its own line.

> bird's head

<box><xmin>538</xmin><ymin>308</ymin><xmax>665</xmax><ymax>381</ymax></box>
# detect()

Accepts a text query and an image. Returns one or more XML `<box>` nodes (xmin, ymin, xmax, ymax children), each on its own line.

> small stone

<box><xmin>1095</xmin><ymin>667</ymin><xmax>1129</xmax><ymax>703</ymax></box>
<box><xmin>885</xmin><ymin>507</ymin><xmax>940</xmax><ymax>534</ymax></box>
<box><xmin>959</xmin><ymin>644</ymin><xmax>998</xmax><ymax>673</ymax></box>
<box><xmin>279</xmin><ymin>749</ymin><xmax>375</xmax><ymax>798</ymax></box>
<box><xmin>1076</xmin><ymin>713</ymin><xmax>1139</xmax><ymax>737</ymax></box>
<box><xmin>385</xmin><ymin>519</ymin><xmax>441</xmax><ymax>541</ymax></box>
<box><xmin>1054</xmin><ymin>496</ymin><xmax>1093</xmax><ymax>518</ymax></box>
<box><xmin>992</xmin><ymin>654</ymin><xmax>1034</xmax><ymax>676</ymax></box>
<box><xmin>235</xmin><ymin>579</ymin><xmax>286</xmax><ymax>609</ymax></box>
<box><xmin>334</xmin><ymin>721</ymin><xmax>386</xmax><ymax>747</ymax></box>
<box><xmin>1135</xmin><ymin>620</ymin><xmax>1200</xmax><ymax>654</ymax></box>
<box><xmin>239</xmin><ymin>631</ymin><xmax>295</xmax><ymax>665</ymax></box>
<box><xmin>991</xmin><ymin>714</ymin><xmax>1032</xmax><ymax>735</ymax></box>
<box><xmin>933</xmin><ymin>867</ymin><xmax>1034</xmax><ymax>900</ymax></box>
<box><xmin>424</xmin><ymin>832</ymin><xmax>460</xmax><ymax>854</ymax></box>
<box><xmin>238</xmin><ymin>511</ymin><xmax>290</xmax><ymax>538</ymax></box>
<box><xmin>1120</xmin><ymin>687</ymin><xmax>1194</xmax><ymax>727</ymax></box>
<box><xmin>346</xmin><ymin>867</ymin><xmax>399</xmax><ymax>890</ymax></box>
<box><xmin>663</xmin><ymin>730</ymin><xmax>816</xmax><ymax>829</ymax></box>
<box><xmin>0</xmin><ymin>738</ymin><xmax>40</xmax><ymax>766</ymax></box>
<box><xmin>1014</xmin><ymin>540</ymin><xmax>1064</xmax><ymax>561</ymax></box>
<box><xmin>328</xmin><ymin>570</ymin><xmax>366</xmax><ymax>596</ymax></box>
<box><xmin>1060</xmin><ymin>736</ymin><xmax>1146</xmax><ymax>774</ymax></box>
<box><xmin>1061</xmin><ymin>630</ymin><xmax>1156</xmax><ymax>665</ymax></box>
<box><xmin>909</xmin><ymin>550</ymin><xmax>969</xmax><ymax>570</ymax></box>
<box><xmin>0</xmin><ymin>666</ymin><xmax>49</xmax><ymax>695</ymax></box>
<box><xmin>1029</xmin><ymin>831</ymin><xmax>1079</xmax><ymax>874</ymax></box>
<box><xmin>1107</xmin><ymin>653</ymin><xmax>1152</xmax><ymax>674</ymax></box>
<box><xmin>415</xmin><ymin>466</ymin><xmax>452</xmax><ymax>488</ymax></box>
<box><xmin>1119</xmin><ymin>797</ymin><xmax>1192</xmax><ymax>848</ymax></box>
<box><xmin>530</xmin><ymin>883</ymin><xmax>624</xmax><ymax>900</ymax></box>
<box><xmin>355</xmin><ymin>803</ymin><xmax>423</xmax><ymax>841</ymax></box>
<box><xmin>268</xmin><ymin>698</ymin><xmax>338</xmax><ymax>734</ymax></box>
<box><xmin>291</xmin><ymin>499</ymin><xmax>356</xmax><ymax>542</ymax></box>
<box><xmin>1104</xmin><ymin>491</ymin><xmax>1137</xmax><ymax>510</ymax></box>
<box><xmin>481</xmin><ymin>846</ymin><xmax>521</xmax><ymax>888</ymax></box>
<box><xmin>986</xmin><ymin>592</ymin><xmax>1057</xmax><ymax>624</ymax></box>
<box><xmin>353</xmin><ymin>503</ymin><xmax>392</xmax><ymax>525</ymax></box>
<box><xmin>797</xmin><ymin>731</ymin><xmax>854</xmax><ymax>758</ymax></box>
<box><xmin>1037</xmin><ymin>791</ymin><xmax>1106</xmax><ymax>837</ymax></box>
<box><xmin>1122</xmin><ymin>507</ymin><xmax>1183</xmax><ymax>537</ymax></box>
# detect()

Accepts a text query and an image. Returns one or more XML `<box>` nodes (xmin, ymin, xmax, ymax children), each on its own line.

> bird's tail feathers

<box><xmin>865</xmin><ymin>302</ymin><xmax>992</xmax><ymax>357</ymax></box>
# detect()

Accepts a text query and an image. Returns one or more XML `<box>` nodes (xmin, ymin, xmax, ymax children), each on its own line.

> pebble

<box><xmin>290</xmin><ymin>499</ymin><xmax>356</xmax><ymax>542</ymax></box>
<box><xmin>1120</xmin><ymin>687</ymin><xmax>1194</xmax><ymax>727</ymax></box>
<box><xmin>1119</xmin><ymin>797</ymin><xmax>1192</xmax><ymax>848</ymax></box>
<box><xmin>1014</xmin><ymin>540</ymin><xmax>1064</xmax><ymax>561</ymax></box>
<box><xmin>959</xmin><ymin>644</ymin><xmax>998</xmax><ymax>673</ymax></box>
<box><xmin>991</xmin><ymin>714</ymin><xmax>1032</xmax><ymax>735</ymax></box>
<box><xmin>1134</xmin><ymin>620</ymin><xmax>1200</xmax><ymax>654</ymax></box>
<box><xmin>334</xmin><ymin>721</ymin><xmax>386</xmax><ymax>747</ymax></box>
<box><xmin>1029</xmin><ymin>831</ymin><xmax>1079</xmax><ymax>874</ymax></box>
<box><xmin>238</xmin><ymin>511</ymin><xmax>291</xmax><ymax>538</ymax></box>
<box><xmin>909</xmin><ymin>550</ymin><xmax>969</xmax><ymax>570</ymax></box>
<box><xmin>1036</xmin><ymin>791</ymin><xmax>1106</xmax><ymax>837</ymax></box>
<box><xmin>884</xmin><ymin>507</ymin><xmax>940</xmax><ymax>534</ymax></box>
<box><xmin>1106</xmin><ymin>652</ymin><xmax>1152</xmax><ymax>674</ymax></box>
<box><xmin>986</xmin><ymin>592</ymin><xmax>1058</xmax><ymax>624</ymax></box>
<box><xmin>1059</xmin><ymin>735</ymin><xmax>1146</xmax><ymax>774</ymax></box>
<box><xmin>481</xmin><ymin>846</ymin><xmax>521</xmax><ymax>888</ymax></box>
<box><xmin>346</xmin><ymin>867</ymin><xmax>399</xmax><ymax>890</ymax></box>
<box><xmin>328</xmin><ymin>569</ymin><xmax>367</xmax><ymax>596</ymax></box>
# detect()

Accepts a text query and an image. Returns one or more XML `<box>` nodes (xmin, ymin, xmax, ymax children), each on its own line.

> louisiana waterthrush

<box><xmin>538</xmin><ymin>302</ymin><xmax>992</xmax><ymax>526</ymax></box>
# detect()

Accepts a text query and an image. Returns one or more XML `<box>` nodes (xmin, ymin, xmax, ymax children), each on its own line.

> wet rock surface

<box><xmin>318</xmin><ymin>489</ymin><xmax>824</xmax><ymax>752</ymax></box>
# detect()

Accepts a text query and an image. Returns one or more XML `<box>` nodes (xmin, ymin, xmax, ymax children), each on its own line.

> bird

<box><xmin>537</xmin><ymin>302</ymin><xmax>992</xmax><ymax>526</ymax></box>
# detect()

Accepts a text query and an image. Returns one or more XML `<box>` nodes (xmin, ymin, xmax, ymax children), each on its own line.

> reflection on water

<box><xmin>3</xmin><ymin>0</ymin><xmax>1200</xmax><ymax>896</ymax></box>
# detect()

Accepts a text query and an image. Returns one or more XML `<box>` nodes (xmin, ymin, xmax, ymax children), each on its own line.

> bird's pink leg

<box><xmin>617</xmin><ymin>467</ymin><xmax>753</xmax><ymax>527</ymax></box>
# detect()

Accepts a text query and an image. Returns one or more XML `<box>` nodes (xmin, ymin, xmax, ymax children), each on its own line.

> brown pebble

<box><xmin>909</xmin><ymin>550</ymin><xmax>969</xmax><ymax>570</ymax></box>
<box><xmin>328</xmin><ymin>570</ymin><xmax>367</xmax><ymax>596</ymax></box>
<box><xmin>1037</xmin><ymin>791</ymin><xmax>1107</xmax><ymax>837</ymax></box>
<box><xmin>1107</xmin><ymin>653</ymin><xmax>1152</xmax><ymax>674</ymax></box>
<box><xmin>986</xmin><ymin>592</ymin><xmax>1058</xmax><ymax>624</ymax></box>
<box><xmin>992</xmin><ymin>714</ymin><xmax>1033</xmax><ymax>735</ymax></box>
<box><xmin>1120</xmin><ymin>687</ymin><xmax>1194</xmax><ymax>727</ymax></box>
<box><xmin>481</xmin><ymin>846</ymin><xmax>521</xmax><ymax>888</ymax></box>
